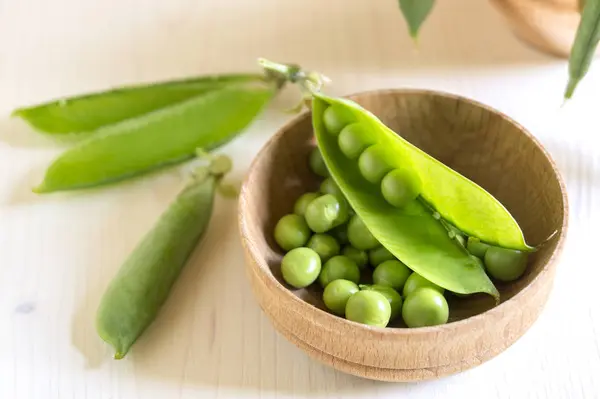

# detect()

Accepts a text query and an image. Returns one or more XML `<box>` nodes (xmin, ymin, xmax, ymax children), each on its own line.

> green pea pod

<box><xmin>397</xmin><ymin>0</ymin><xmax>435</xmax><ymax>38</ymax></box>
<box><xmin>565</xmin><ymin>0</ymin><xmax>600</xmax><ymax>99</ymax></box>
<box><xmin>34</xmin><ymin>83</ymin><xmax>275</xmax><ymax>193</ymax></box>
<box><xmin>312</xmin><ymin>93</ymin><xmax>500</xmax><ymax>300</ymax></box>
<box><xmin>316</xmin><ymin>93</ymin><xmax>531</xmax><ymax>252</ymax></box>
<box><xmin>96</xmin><ymin>169</ymin><xmax>217</xmax><ymax>359</ymax></box>
<box><xmin>12</xmin><ymin>74</ymin><xmax>264</xmax><ymax>134</ymax></box>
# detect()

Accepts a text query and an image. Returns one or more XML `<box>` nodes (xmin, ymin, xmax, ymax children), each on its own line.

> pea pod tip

<box><xmin>564</xmin><ymin>79</ymin><xmax>577</xmax><ymax>100</ymax></box>
<box><xmin>31</xmin><ymin>183</ymin><xmax>50</xmax><ymax>194</ymax></box>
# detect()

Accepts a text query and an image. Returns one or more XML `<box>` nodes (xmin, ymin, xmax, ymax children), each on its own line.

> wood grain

<box><xmin>239</xmin><ymin>89</ymin><xmax>568</xmax><ymax>381</ymax></box>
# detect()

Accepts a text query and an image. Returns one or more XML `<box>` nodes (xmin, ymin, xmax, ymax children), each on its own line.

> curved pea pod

<box><xmin>96</xmin><ymin>170</ymin><xmax>217</xmax><ymax>359</ymax></box>
<box><xmin>34</xmin><ymin>83</ymin><xmax>275</xmax><ymax>193</ymax></box>
<box><xmin>12</xmin><ymin>74</ymin><xmax>264</xmax><ymax>134</ymax></box>
<box><xmin>313</xmin><ymin>93</ymin><xmax>532</xmax><ymax>252</ymax></box>
<box><xmin>564</xmin><ymin>0</ymin><xmax>600</xmax><ymax>99</ymax></box>
<box><xmin>312</xmin><ymin>93</ymin><xmax>500</xmax><ymax>300</ymax></box>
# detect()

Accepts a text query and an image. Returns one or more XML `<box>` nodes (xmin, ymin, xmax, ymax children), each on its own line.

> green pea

<box><xmin>347</xmin><ymin>215</ymin><xmax>379</xmax><ymax>250</ymax></box>
<box><xmin>358</xmin><ymin>145</ymin><xmax>393</xmax><ymax>184</ymax></box>
<box><xmin>304</xmin><ymin>194</ymin><xmax>348</xmax><ymax>233</ymax></box>
<box><xmin>293</xmin><ymin>192</ymin><xmax>320</xmax><ymax>217</ymax></box>
<box><xmin>307</xmin><ymin>234</ymin><xmax>340</xmax><ymax>262</ymax></box>
<box><xmin>484</xmin><ymin>247</ymin><xmax>529</xmax><ymax>282</ymax></box>
<box><xmin>360</xmin><ymin>284</ymin><xmax>403</xmax><ymax>320</ymax></box>
<box><xmin>319</xmin><ymin>255</ymin><xmax>360</xmax><ymax>287</ymax></box>
<box><xmin>273</xmin><ymin>214</ymin><xmax>311</xmax><ymax>251</ymax></box>
<box><xmin>345</xmin><ymin>290</ymin><xmax>391</xmax><ymax>327</ymax></box>
<box><xmin>372</xmin><ymin>260</ymin><xmax>411</xmax><ymax>291</ymax></box>
<box><xmin>381</xmin><ymin>169</ymin><xmax>421</xmax><ymax>208</ymax></box>
<box><xmin>320</xmin><ymin>177</ymin><xmax>342</xmax><ymax>197</ymax></box>
<box><xmin>368</xmin><ymin>246</ymin><xmax>396</xmax><ymax>267</ymax></box>
<box><xmin>467</xmin><ymin>237</ymin><xmax>491</xmax><ymax>259</ymax></box>
<box><xmin>309</xmin><ymin>147</ymin><xmax>329</xmax><ymax>177</ymax></box>
<box><xmin>323</xmin><ymin>279</ymin><xmax>359</xmax><ymax>315</ymax></box>
<box><xmin>330</xmin><ymin>224</ymin><xmax>349</xmax><ymax>245</ymax></box>
<box><xmin>304</xmin><ymin>194</ymin><xmax>349</xmax><ymax>233</ymax></box>
<box><xmin>338</xmin><ymin>123</ymin><xmax>372</xmax><ymax>159</ymax></box>
<box><xmin>96</xmin><ymin>172</ymin><xmax>218</xmax><ymax>359</ymax></box>
<box><xmin>402</xmin><ymin>288</ymin><xmax>449</xmax><ymax>328</ymax></box>
<box><xmin>323</xmin><ymin>105</ymin><xmax>355</xmax><ymax>136</ymax></box>
<box><xmin>402</xmin><ymin>272</ymin><xmax>445</xmax><ymax>297</ymax></box>
<box><xmin>342</xmin><ymin>245</ymin><xmax>369</xmax><ymax>270</ymax></box>
<box><xmin>281</xmin><ymin>248</ymin><xmax>322</xmax><ymax>288</ymax></box>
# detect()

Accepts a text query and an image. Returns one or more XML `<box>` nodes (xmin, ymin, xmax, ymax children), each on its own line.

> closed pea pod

<box><xmin>96</xmin><ymin>154</ymin><xmax>230</xmax><ymax>358</ymax></box>
<box><xmin>34</xmin><ymin>83</ymin><xmax>277</xmax><ymax>193</ymax></box>
<box><xmin>312</xmin><ymin>93</ymin><xmax>501</xmax><ymax>300</ymax></box>
<box><xmin>11</xmin><ymin>74</ymin><xmax>265</xmax><ymax>135</ymax></box>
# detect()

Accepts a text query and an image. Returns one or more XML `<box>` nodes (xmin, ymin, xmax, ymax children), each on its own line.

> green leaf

<box><xmin>397</xmin><ymin>0</ymin><xmax>435</xmax><ymax>38</ymax></box>
<box><xmin>312</xmin><ymin>94</ymin><xmax>499</xmax><ymax>300</ymax></box>
<box><xmin>565</xmin><ymin>0</ymin><xmax>600</xmax><ymax>99</ymax></box>
<box><xmin>12</xmin><ymin>74</ymin><xmax>264</xmax><ymax>134</ymax></box>
<box><xmin>34</xmin><ymin>82</ymin><xmax>275</xmax><ymax>193</ymax></box>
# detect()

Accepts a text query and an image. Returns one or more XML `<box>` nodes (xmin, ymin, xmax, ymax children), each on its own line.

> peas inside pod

<box><xmin>270</xmin><ymin>74</ymin><xmax>535</xmax><ymax>330</ymax></box>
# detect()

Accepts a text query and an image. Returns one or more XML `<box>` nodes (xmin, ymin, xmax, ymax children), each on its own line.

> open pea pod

<box><xmin>315</xmin><ymin>93</ymin><xmax>532</xmax><ymax>252</ymax></box>
<box><xmin>12</xmin><ymin>74</ymin><xmax>264</xmax><ymax>134</ymax></box>
<box><xmin>312</xmin><ymin>93</ymin><xmax>501</xmax><ymax>299</ymax></box>
<box><xmin>34</xmin><ymin>82</ymin><xmax>275</xmax><ymax>193</ymax></box>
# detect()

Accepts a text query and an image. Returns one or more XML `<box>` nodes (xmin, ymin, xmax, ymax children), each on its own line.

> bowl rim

<box><xmin>239</xmin><ymin>87</ymin><xmax>569</xmax><ymax>337</ymax></box>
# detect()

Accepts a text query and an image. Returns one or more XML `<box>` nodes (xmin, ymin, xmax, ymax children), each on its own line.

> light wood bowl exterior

<box><xmin>491</xmin><ymin>0</ymin><xmax>587</xmax><ymax>58</ymax></box>
<box><xmin>238</xmin><ymin>89</ymin><xmax>568</xmax><ymax>381</ymax></box>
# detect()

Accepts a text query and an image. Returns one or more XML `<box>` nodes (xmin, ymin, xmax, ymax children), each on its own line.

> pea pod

<box><xmin>34</xmin><ymin>83</ymin><xmax>275</xmax><ymax>193</ymax></box>
<box><xmin>312</xmin><ymin>93</ymin><xmax>500</xmax><ymax>300</ymax></box>
<box><xmin>564</xmin><ymin>0</ymin><xmax>600</xmax><ymax>99</ymax></box>
<box><xmin>96</xmin><ymin>156</ymin><xmax>228</xmax><ymax>359</ymax></box>
<box><xmin>315</xmin><ymin>93</ymin><xmax>531</xmax><ymax>252</ymax></box>
<box><xmin>12</xmin><ymin>74</ymin><xmax>264</xmax><ymax>134</ymax></box>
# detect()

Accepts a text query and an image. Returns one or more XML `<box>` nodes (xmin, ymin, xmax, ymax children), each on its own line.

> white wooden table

<box><xmin>1</xmin><ymin>0</ymin><xmax>599</xmax><ymax>397</ymax></box>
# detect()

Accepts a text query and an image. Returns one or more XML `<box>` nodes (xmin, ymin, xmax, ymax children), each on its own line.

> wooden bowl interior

<box><xmin>243</xmin><ymin>90</ymin><xmax>565</xmax><ymax>325</ymax></box>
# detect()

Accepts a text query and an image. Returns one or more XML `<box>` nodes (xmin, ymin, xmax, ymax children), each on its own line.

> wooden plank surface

<box><xmin>1</xmin><ymin>0</ymin><xmax>599</xmax><ymax>397</ymax></box>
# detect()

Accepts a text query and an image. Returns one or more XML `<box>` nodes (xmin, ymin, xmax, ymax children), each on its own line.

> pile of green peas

<box><xmin>274</xmin><ymin>106</ymin><xmax>529</xmax><ymax>328</ymax></box>
<box><xmin>274</xmin><ymin>147</ymin><xmax>451</xmax><ymax>328</ymax></box>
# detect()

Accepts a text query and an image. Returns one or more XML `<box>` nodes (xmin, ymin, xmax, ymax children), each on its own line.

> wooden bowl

<box><xmin>238</xmin><ymin>89</ymin><xmax>568</xmax><ymax>381</ymax></box>
<box><xmin>490</xmin><ymin>0</ymin><xmax>587</xmax><ymax>58</ymax></box>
